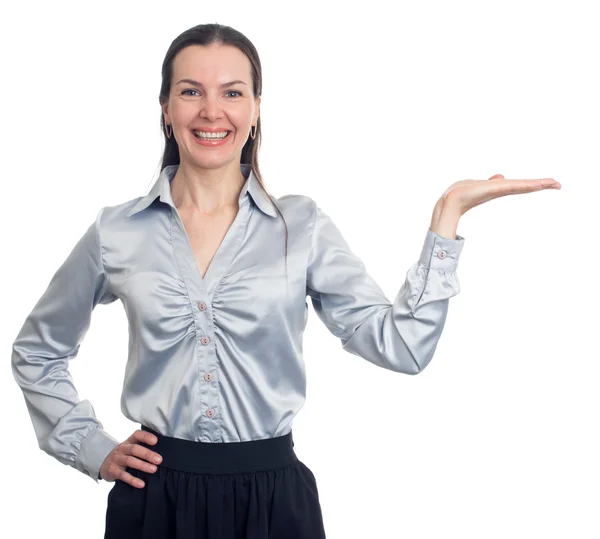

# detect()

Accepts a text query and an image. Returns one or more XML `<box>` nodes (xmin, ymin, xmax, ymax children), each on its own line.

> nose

<box><xmin>200</xmin><ymin>94</ymin><xmax>222</xmax><ymax>122</ymax></box>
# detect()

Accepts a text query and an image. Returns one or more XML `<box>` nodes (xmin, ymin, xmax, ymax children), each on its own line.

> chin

<box><xmin>186</xmin><ymin>154</ymin><xmax>238</xmax><ymax>170</ymax></box>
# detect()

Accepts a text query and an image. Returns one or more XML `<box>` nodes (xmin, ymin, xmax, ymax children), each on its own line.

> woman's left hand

<box><xmin>440</xmin><ymin>174</ymin><xmax>562</xmax><ymax>216</ymax></box>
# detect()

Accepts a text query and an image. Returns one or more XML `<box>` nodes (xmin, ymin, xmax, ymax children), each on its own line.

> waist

<box><xmin>139</xmin><ymin>424</ymin><xmax>298</xmax><ymax>474</ymax></box>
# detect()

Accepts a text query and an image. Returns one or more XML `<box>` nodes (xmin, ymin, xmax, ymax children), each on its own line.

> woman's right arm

<box><xmin>11</xmin><ymin>207</ymin><xmax>120</xmax><ymax>483</ymax></box>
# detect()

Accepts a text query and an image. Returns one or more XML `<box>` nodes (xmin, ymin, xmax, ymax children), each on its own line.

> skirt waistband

<box><xmin>139</xmin><ymin>425</ymin><xmax>298</xmax><ymax>474</ymax></box>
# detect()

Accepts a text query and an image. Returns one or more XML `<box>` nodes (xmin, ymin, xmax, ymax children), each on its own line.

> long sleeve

<box><xmin>306</xmin><ymin>205</ymin><xmax>465</xmax><ymax>374</ymax></box>
<box><xmin>11</xmin><ymin>208</ymin><xmax>120</xmax><ymax>483</ymax></box>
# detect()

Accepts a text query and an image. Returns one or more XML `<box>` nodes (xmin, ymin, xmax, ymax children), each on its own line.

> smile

<box><xmin>191</xmin><ymin>130</ymin><xmax>232</xmax><ymax>147</ymax></box>
<box><xmin>193</xmin><ymin>130</ymin><xmax>230</xmax><ymax>140</ymax></box>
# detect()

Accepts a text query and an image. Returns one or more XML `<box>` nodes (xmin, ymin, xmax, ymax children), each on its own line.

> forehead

<box><xmin>172</xmin><ymin>44</ymin><xmax>252</xmax><ymax>82</ymax></box>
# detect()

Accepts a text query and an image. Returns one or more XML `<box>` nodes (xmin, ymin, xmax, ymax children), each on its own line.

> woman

<box><xmin>10</xmin><ymin>23</ymin><xmax>560</xmax><ymax>539</ymax></box>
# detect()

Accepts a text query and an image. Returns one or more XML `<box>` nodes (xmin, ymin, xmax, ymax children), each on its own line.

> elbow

<box><xmin>11</xmin><ymin>343</ymin><xmax>24</xmax><ymax>380</ymax></box>
<box><xmin>397</xmin><ymin>352</ymin><xmax>434</xmax><ymax>376</ymax></box>
<box><xmin>404</xmin><ymin>361</ymin><xmax>426</xmax><ymax>376</ymax></box>
<box><xmin>11</xmin><ymin>337</ymin><xmax>29</xmax><ymax>371</ymax></box>
<box><xmin>11</xmin><ymin>340</ymin><xmax>36</xmax><ymax>386</ymax></box>
<box><xmin>386</xmin><ymin>357</ymin><xmax>424</xmax><ymax>375</ymax></box>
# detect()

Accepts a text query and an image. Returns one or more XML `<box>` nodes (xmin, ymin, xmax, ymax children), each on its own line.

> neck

<box><xmin>170</xmin><ymin>160</ymin><xmax>246</xmax><ymax>215</ymax></box>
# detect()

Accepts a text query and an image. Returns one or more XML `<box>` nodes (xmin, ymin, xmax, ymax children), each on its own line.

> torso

<box><xmin>178</xmin><ymin>206</ymin><xmax>239</xmax><ymax>280</ymax></box>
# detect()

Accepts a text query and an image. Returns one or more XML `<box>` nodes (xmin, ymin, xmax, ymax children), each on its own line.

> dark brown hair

<box><xmin>157</xmin><ymin>23</ymin><xmax>289</xmax><ymax>284</ymax></box>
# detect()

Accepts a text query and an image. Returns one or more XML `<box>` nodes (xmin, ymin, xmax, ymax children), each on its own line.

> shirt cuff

<box><xmin>76</xmin><ymin>427</ymin><xmax>120</xmax><ymax>483</ymax></box>
<box><xmin>419</xmin><ymin>228</ymin><xmax>465</xmax><ymax>272</ymax></box>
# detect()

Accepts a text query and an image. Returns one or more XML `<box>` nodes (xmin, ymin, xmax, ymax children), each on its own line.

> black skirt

<box><xmin>104</xmin><ymin>425</ymin><xmax>327</xmax><ymax>538</ymax></box>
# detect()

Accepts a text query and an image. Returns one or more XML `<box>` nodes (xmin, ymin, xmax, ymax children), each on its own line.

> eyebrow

<box><xmin>175</xmin><ymin>79</ymin><xmax>248</xmax><ymax>88</ymax></box>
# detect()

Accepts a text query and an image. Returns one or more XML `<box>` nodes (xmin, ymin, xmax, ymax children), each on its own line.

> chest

<box><xmin>179</xmin><ymin>208</ymin><xmax>238</xmax><ymax>280</ymax></box>
<box><xmin>111</xmin><ymin>196</ymin><xmax>311</xmax><ymax>334</ymax></box>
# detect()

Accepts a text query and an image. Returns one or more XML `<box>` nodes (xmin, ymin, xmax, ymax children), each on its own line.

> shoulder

<box><xmin>269</xmin><ymin>193</ymin><xmax>318</xmax><ymax>226</ymax></box>
<box><xmin>94</xmin><ymin>196</ymin><xmax>148</xmax><ymax>227</ymax></box>
<box><xmin>88</xmin><ymin>196</ymin><xmax>154</xmax><ymax>253</ymax></box>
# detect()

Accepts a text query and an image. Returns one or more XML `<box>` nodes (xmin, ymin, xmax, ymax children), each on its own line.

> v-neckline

<box><xmin>169</xmin><ymin>202</ymin><xmax>249</xmax><ymax>298</ymax></box>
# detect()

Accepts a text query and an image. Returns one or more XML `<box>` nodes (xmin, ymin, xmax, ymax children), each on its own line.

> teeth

<box><xmin>193</xmin><ymin>130</ymin><xmax>228</xmax><ymax>139</ymax></box>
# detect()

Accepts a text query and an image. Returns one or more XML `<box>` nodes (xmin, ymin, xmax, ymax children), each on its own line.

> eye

<box><xmin>226</xmin><ymin>90</ymin><xmax>242</xmax><ymax>98</ymax></box>
<box><xmin>181</xmin><ymin>89</ymin><xmax>199</xmax><ymax>96</ymax></box>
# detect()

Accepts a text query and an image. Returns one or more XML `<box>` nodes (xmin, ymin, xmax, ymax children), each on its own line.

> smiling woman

<box><xmin>10</xmin><ymin>20</ymin><xmax>475</xmax><ymax>539</ymax></box>
<box><xmin>161</xmin><ymin>44</ymin><xmax>259</xmax><ymax>165</ymax></box>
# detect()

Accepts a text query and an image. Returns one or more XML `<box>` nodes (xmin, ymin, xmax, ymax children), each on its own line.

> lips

<box><xmin>191</xmin><ymin>129</ymin><xmax>232</xmax><ymax>146</ymax></box>
<box><xmin>191</xmin><ymin>127</ymin><xmax>232</xmax><ymax>133</ymax></box>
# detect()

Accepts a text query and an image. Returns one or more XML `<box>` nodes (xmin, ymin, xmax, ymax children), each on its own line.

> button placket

<box><xmin>198</xmin><ymin>302</ymin><xmax>217</xmax><ymax>422</ymax></box>
<box><xmin>198</xmin><ymin>302</ymin><xmax>210</xmax><ymax>346</ymax></box>
<box><xmin>169</xmin><ymin>210</ymin><xmax>221</xmax><ymax>441</ymax></box>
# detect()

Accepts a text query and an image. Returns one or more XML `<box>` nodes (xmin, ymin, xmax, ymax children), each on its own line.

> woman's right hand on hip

<box><xmin>99</xmin><ymin>429</ymin><xmax>163</xmax><ymax>488</ymax></box>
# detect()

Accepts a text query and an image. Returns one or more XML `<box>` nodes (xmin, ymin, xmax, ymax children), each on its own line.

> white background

<box><xmin>2</xmin><ymin>0</ymin><xmax>597</xmax><ymax>537</ymax></box>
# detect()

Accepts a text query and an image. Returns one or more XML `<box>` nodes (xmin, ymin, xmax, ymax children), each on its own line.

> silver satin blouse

<box><xmin>11</xmin><ymin>163</ymin><xmax>465</xmax><ymax>483</ymax></box>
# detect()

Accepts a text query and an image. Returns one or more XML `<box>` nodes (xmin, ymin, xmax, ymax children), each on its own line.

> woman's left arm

<box><xmin>306</xmin><ymin>202</ymin><xmax>465</xmax><ymax>375</ymax></box>
<box><xmin>306</xmin><ymin>173</ymin><xmax>560</xmax><ymax>375</ymax></box>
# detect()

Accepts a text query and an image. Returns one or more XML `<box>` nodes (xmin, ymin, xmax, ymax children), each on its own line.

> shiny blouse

<box><xmin>11</xmin><ymin>163</ymin><xmax>465</xmax><ymax>482</ymax></box>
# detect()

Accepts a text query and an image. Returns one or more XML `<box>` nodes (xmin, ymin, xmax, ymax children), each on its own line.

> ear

<box><xmin>160</xmin><ymin>99</ymin><xmax>170</xmax><ymax>124</ymax></box>
<box><xmin>254</xmin><ymin>95</ymin><xmax>261</xmax><ymax>124</ymax></box>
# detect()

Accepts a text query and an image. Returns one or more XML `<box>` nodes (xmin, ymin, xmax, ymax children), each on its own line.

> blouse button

<box><xmin>204</xmin><ymin>372</ymin><xmax>213</xmax><ymax>382</ymax></box>
<box><xmin>198</xmin><ymin>302</ymin><xmax>207</xmax><ymax>311</ymax></box>
<box><xmin>437</xmin><ymin>249</ymin><xmax>447</xmax><ymax>259</ymax></box>
<box><xmin>206</xmin><ymin>408</ymin><xmax>216</xmax><ymax>418</ymax></box>
<box><xmin>201</xmin><ymin>336</ymin><xmax>210</xmax><ymax>345</ymax></box>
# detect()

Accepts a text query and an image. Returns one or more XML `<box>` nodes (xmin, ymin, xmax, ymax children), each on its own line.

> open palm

<box><xmin>442</xmin><ymin>174</ymin><xmax>562</xmax><ymax>215</ymax></box>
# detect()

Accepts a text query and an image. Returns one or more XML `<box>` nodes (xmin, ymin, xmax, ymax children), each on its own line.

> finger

<box><xmin>131</xmin><ymin>429</ymin><xmax>158</xmax><ymax>446</ymax></box>
<box><xmin>126</xmin><ymin>430</ymin><xmax>144</xmax><ymax>445</ymax></box>
<box><xmin>500</xmin><ymin>178</ymin><xmax>557</xmax><ymax>185</ymax></box>
<box><xmin>486</xmin><ymin>178</ymin><xmax>560</xmax><ymax>195</ymax></box>
<box><xmin>540</xmin><ymin>178</ymin><xmax>561</xmax><ymax>188</ymax></box>
<box><xmin>485</xmin><ymin>177</ymin><xmax>556</xmax><ymax>184</ymax></box>
<box><xmin>130</xmin><ymin>442</ymin><xmax>163</xmax><ymax>466</ymax></box>
<box><xmin>526</xmin><ymin>178</ymin><xmax>561</xmax><ymax>190</ymax></box>
<box><xmin>120</xmin><ymin>452</ymin><xmax>159</xmax><ymax>474</ymax></box>
<box><xmin>117</xmin><ymin>467</ymin><xmax>146</xmax><ymax>489</ymax></box>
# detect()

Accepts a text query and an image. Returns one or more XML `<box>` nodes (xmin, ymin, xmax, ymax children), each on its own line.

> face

<box><xmin>161</xmin><ymin>43</ymin><xmax>260</xmax><ymax>171</ymax></box>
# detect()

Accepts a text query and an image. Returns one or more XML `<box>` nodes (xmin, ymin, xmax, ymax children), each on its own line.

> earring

<box><xmin>165</xmin><ymin>123</ymin><xmax>172</xmax><ymax>139</ymax></box>
<box><xmin>250</xmin><ymin>125</ymin><xmax>256</xmax><ymax>140</ymax></box>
